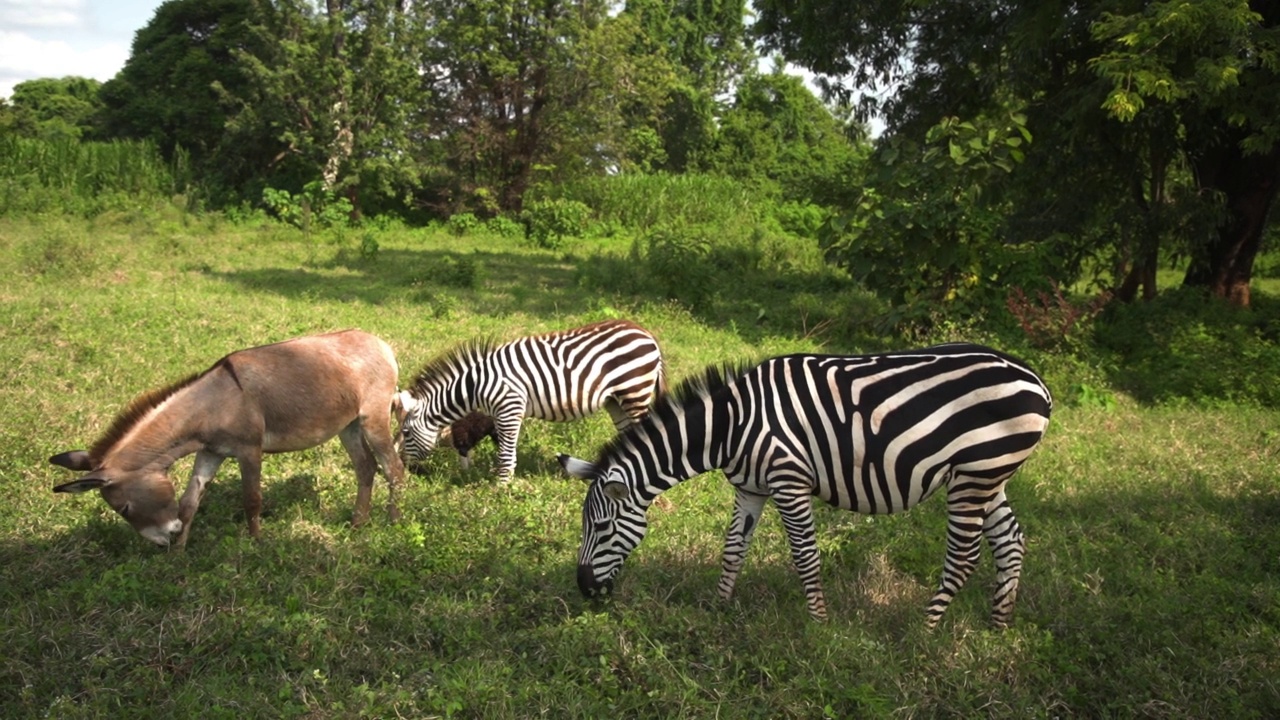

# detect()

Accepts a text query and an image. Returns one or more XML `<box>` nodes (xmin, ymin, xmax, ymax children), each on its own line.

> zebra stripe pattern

<box><xmin>559</xmin><ymin>343</ymin><xmax>1052</xmax><ymax>628</ymax></box>
<box><xmin>397</xmin><ymin>320</ymin><xmax>666</xmax><ymax>481</ymax></box>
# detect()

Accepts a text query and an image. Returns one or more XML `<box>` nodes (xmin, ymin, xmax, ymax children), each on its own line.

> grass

<box><xmin>1</xmin><ymin>207</ymin><xmax>1278</xmax><ymax>718</ymax></box>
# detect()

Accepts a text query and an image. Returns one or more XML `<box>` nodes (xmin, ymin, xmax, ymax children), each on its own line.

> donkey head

<box><xmin>50</xmin><ymin>451</ymin><xmax>182</xmax><ymax>547</ymax></box>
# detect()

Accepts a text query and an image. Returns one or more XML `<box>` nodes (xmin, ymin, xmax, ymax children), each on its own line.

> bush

<box><xmin>262</xmin><ymin>181</ymin><xmax>353</xmax><ymax>230</ymax></box>
<box><xmin>446</xmin><ymin>212</ymin><xmax>482</xmax><ymax>237</ymax></box>
<box><xmin>485</xmin><ymin>215</ymin><xmax>524</xmax><ymax>238</ymax></box>
<box><xmin>521</xmin><ymin>198</ymin><xmax>592</xmax><ymax>249</ymax></box>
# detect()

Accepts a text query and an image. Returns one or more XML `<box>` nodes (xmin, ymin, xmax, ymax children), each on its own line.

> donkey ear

<box><xmin>557</xmin><ymin>454</ymin><xmax>597</xmax><ymax>483</ymax></box>
<box><xmin>53</xmin><ymin>476</ymin><xmax>108</xmax><ymax>494</ymax></box>
<box><xmin>49</xmin><ymin>450</ymin><xmax>94</xmax><ymax>471</ymax></box>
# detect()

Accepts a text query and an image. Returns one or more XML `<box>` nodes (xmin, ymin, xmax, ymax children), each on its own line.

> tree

<box><xmin>622</xmin><ymin>0</ymin><xmax>752</xmax><ymax>171</ymax></box>
<box><xmin>223</xmin><ymin>0</ymin><xmax>431</xmax><ymax>216</ymax></box>
<box><xmin>3</xmin><ymin>77</ymin><xmax>104</xmax><ymax>140</ymax></box>
<box><xmin>421</xmin><ymin>0</ymin><xmax>662</xmax><ymax>213</ymax></box>
<box><xmin>755</xmin><ymin>0</ymin><xmax>1280</xmax><ymax>307</ymax></box>
<box><xmin>702</xmin><ymin>68</ymin><xmax>866</xmax><ymax>204</ymax></box>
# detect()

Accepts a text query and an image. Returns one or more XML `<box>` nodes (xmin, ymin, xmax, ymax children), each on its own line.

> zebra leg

<box><xmin>602</xmin><ymin>398</ymin><xmax>637</xmax><ymax>431</ymax></box>
<box><xmin>717</xmin><ymin>489</ymin><xmax>768</xmax><ymax>601</ymax></box>
<box><xmin>772</xmin><ymin>485</ymin><xmax>828</xmax><ymax>621</ymax></box>
<box><xmin>492</xmin><ymin>401</ymin><xmax>527</xmax><ymax>482</ymax></box>
<box><xmin>983</xmin><ymin>491</ymin><xmax>1025</xmax><ymax>629</ymax></box>
<box><xmin>925</xmin><ymin>481</ymin><xmax>992</xmax><ymax>629</ymax></box>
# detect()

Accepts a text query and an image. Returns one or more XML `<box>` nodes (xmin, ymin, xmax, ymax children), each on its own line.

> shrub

<box><xmin>1006</xmin><ymin>282</ymin><xmax>1111</xmax><ymax>350</ymax></box>
<box><xmin>262</xmin><ymin>182</ymin><xmax>353</xmax><ymax>230</ymax></box>
<box><xmin>485</xmin><ymin>215</ymin><xmax>524</xmax><ymax>238</ymax></box>
<box><xmin>521</xmin><ymin>199</ymin><xmax>592</xmax><ymax>249</ymax></box>
<box><xmin>446</xmin><ymin>212</ymin><xmax>482</xmax><ymax>237</ymax></box>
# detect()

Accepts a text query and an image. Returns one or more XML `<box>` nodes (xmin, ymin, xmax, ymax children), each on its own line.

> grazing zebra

<box><xmin>559</xmin><ymin>343</ymin><xmax>1052</xmax><ymax>628</ymax></box>
<box><xmin>397</xmin><ymin>320</ymin><xmax>666</xmax><ymax>481</ymax></box>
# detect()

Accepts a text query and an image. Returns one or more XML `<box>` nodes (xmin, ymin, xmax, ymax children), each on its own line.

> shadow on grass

<box><xmin>202</xmin><ymin>248</ymin><xmax>583</xmax><ymax>319</ymax></box>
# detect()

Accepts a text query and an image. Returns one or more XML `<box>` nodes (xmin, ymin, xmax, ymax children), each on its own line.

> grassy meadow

<box><xmin>1</xmin><ymin>207</ymin><xmax>1278</xmax><ymax>718</ymax></box>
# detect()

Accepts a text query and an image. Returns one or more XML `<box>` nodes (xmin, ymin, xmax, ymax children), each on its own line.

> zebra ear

<box><xmin>393</xmin><ymin>391</ymin><xmax>417</xmax><ymax>420</ymax></box>
<box><xmin>557</xmin><ymin>454</ymin><xmax>596</xmax><ymax>483</ymax></box>
<box><xmin>602</xmin><ymin>482</ymin><xmax>628</xmax><ymax>502</ymax></box>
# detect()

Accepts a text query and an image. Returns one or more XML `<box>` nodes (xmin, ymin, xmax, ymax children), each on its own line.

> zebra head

<box><xmin>559</xmin><ymin>454</ymin><xmax>649</xmax><ymax>598</ymax></box>
<box><xmin>394</xmin><ymin>390</ymin><xmax>442</xmax><ymax>465</ymax></box>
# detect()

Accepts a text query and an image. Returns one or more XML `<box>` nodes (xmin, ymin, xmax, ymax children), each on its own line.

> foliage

<box><xmin>521</xmin><ymin>198</ymin><xmax>592</xmax><ymax>249</ymax></box>
<box><xmin>754</xmin><ymin>0</ymin><xmax>1280</xmax><ymax>307</ymax></box>
<box><xmin>700</xmin><ymin>68</ymin><xmax>868</xmax><ymax>205</ymax></box>
<box><xmin>485</xmin><ymin>215</ymin><xmax>525</xmax><ymax>238</ymax></box>
<box><xmin>445</xmin><ymin>212</ymin><xmax>482</xmax><ymax>237</ymax></box>
<box><xmin>822</xmin><ymin>112</ymin><xmax>1040</xmax><ymax>324</ymax></box>
<box><xmin>218</xmin><ymin>0</ymin><xmax>430</xmax><ymax>213</ymax></box>
<box><xmin>543</xmin><ymin>172</ymin><xmax>760</xmax><ymax>232</ymax></box>
<box><xmin>98</xmin><ymin>0</ymin><xmax>273</xmax><ymax>196</ymax></box>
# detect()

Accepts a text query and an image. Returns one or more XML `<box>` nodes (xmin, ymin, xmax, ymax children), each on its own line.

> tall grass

<box><xmin>539</xmin><ymin>173</ymin><xmax>762</xmax><ymax>231</ymax></box>
<box><xmin>0</xmin><ymin>136</ymin><xmax>189</xmax><ymax>216</ymax></box>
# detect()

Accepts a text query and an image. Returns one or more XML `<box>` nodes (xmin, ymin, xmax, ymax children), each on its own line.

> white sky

<box><xmin>0</xmin><ymin>0</ymin><xmax>163</xmax><ymax>99</ymax></box>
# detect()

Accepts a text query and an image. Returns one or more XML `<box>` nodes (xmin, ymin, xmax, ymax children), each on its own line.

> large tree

<box><xmin>99</xmin><ymin>0</ymin><xmax>271</xmax><ymax>185</ymax></box>
<box><xmin>755</xmin><ymin>0</ymin><xmax>1280</xmax><ymax>307</ymax></box>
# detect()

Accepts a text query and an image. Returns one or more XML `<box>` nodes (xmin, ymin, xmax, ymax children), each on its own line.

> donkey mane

<box><xmin>407</xmin><ymin>337</ymin><xmax>502</xmax><ymax>396</ymax></box>
<box><xmin>88</xmin><ymin>364</ymin><xmax>218</xmax><ymax>463</ymax></box>
<box><xmin>593</xmin><ymin>360</ymin><xmax>754</xmax><ymax>466</ymax></box>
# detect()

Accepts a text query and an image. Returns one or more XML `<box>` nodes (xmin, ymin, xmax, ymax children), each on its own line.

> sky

<box><xmin>0</xmin><ymin>0</ymin><xmax>162</xmax><ymax>99</ymax></box>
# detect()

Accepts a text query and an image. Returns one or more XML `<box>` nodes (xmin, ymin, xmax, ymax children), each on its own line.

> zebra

<box><xmin>558</xmin><ymin>343</ymin><xmax>1052</xmax><ymax>628</ymax></box>
<box><xmin>396</xmin><ymin>319</ymin><xmax>666</xmax><ymax>482</ymax></box>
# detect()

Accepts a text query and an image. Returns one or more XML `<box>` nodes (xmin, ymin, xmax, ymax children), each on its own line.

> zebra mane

<box><xmin>407</xmin><ymin>337</ymin><xmax>503</xmax><ymax>395</ymax></box>
<box><xmin>89</xmin><ymin>368</ymin><xmax>209</xmax><ymax>464</ymax></box>
<box><xmin>594</xmin><ymin>360</ymin><xmax>754</xmax><ymax>465</ymax></box>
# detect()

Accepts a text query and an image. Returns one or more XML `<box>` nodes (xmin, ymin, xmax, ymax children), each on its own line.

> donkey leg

<box><xmin>718</xmin><ymin>488</ymin><xmax>768</xmax><ymax>601</ymax></box>
<box><xmin>983</xmin><ymin>491</ymin><xmax>1026</xmax><ymax>629</ymax></box>
<box><xmin>340</xmin><ymin>422</ymin><xmax>379</xmax><ymax>527</ymax></box>
<box><xmin>359</xmin><ymin>413</ymin><xmax>405</xmax><ymax>523</ymax></box>
<box><xmin>175</xmin><ymin>450</ymin><xmax>225</xmax><ymax>548</ymax></box>
<box><xmin>925</xmin><ymin>480</ymin><xmax>993</xmax><ymax>629</ymax></box>
<box><xmin>237</xmin><ymin>448</ymin><xmax>264</xmax><ymax>538</ymax></box>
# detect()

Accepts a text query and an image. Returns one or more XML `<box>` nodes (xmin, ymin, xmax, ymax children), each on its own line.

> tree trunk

<box><xmin>1185</xmin><ymin>138</ymin><xmax>1280</xmax><ymax>308</ymax></box>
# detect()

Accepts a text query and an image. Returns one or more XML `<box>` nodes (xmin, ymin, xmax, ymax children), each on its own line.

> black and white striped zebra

<box><xmin>558</xmin><ymin>343</ymin><xmax>1052</xmax><ymax>628</ymax></box>
<box><xmin>396</xmin><ymin>320</ymin><xmax>666</xmax><ymax>481</ymax></box>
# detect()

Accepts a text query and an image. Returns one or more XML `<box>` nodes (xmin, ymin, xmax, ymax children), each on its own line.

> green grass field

<box><xmin>1</xmin><ymin>210</ymin><xmax>1277</xmax><ymax>718</ymax></box>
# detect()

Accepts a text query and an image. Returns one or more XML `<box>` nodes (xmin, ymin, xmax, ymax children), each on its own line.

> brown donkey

<box><xmin>49</xmin><ymin>330</ymin><xmax>405</xmax><ymax>548</ymax></box>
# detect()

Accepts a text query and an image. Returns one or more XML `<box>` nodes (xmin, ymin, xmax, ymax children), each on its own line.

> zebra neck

<box><xmin>627</xmin><ymin>402</ymin><xmax>733</xmax><ymax>504</ymax></box>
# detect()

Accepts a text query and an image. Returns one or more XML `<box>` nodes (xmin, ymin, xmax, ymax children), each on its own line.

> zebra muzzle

<box><xmin>577</xmin><ymin>565</ymin><xmax>612</xmax><ymax>598</ymax></box>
